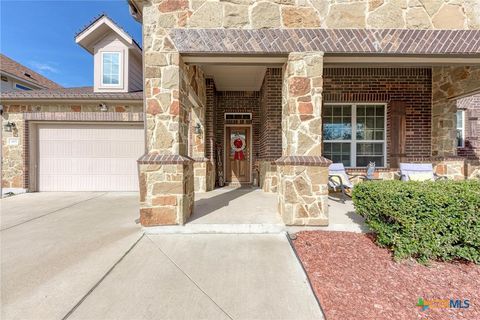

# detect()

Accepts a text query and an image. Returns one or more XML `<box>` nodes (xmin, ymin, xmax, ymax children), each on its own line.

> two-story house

<box><xmin>1</xmin><ymin>15</ymin><xmax>143</xmax><ymax>195</ymax></box>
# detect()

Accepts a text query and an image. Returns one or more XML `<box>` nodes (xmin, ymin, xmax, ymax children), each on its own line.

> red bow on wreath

<box><xmin>232</xmin><ymin>136</ymin><xmax>245</xmax><ymax>160</ymax></box>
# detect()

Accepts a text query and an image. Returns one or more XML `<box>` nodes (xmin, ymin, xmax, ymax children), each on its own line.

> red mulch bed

<box><xmin>292</xmin><ymin>231</ymin><xmax>480</xmax><ymax>320</ymax></box>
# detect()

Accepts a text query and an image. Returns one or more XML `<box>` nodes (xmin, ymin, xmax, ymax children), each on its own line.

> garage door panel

<box><xmin>39</xmin><ymin>158</ymin><xmax>138</xmax><ymax>175</ymax></box>
<box><xmin>40</xmin><ymin>141</ymin><xmax>142</xmax><ymax>158</ymax></box>
<box><xmin>37</xmin><ymin>123</ymin><xmax>143</xmax><ymax>191</ymax></box>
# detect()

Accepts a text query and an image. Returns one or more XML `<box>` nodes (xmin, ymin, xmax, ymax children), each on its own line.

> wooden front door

<box><xmin>226</xmin><ymin>126</ymin><xmax>251</xmax><ymax>183</ymax></box>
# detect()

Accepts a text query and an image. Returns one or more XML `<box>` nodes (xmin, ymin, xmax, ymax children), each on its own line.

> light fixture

<box><xmin>194</xmin><ymin>123</ymin><xmax>201</xmax><ymax>134</ymax></box>
<box><xmin>99</xmin><ymin>103</ymin><xmax>108</xmax><ymax>112</ymax></box>
<box><xmin>4</xmin><ymin>121</ymin><xmax>16</xmax><ymax>132</ymax></box>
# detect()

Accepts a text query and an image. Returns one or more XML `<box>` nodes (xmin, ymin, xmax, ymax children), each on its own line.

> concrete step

<box><xmin>143</xmin><ymin>223</ymin><xmax>286</xmax><ymax>234</ymax></box>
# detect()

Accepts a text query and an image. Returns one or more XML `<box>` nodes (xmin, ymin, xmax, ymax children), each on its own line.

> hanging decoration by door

<box><xmin>231</xmin><ymin>133</ymin><xmax>246</xmax><ymax>161</ymax></box>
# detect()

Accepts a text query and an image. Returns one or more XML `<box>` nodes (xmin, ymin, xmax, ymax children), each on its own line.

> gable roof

<box><xmin>0</xmin><ymin>54</ymin><xmax>62</xmax><ymax>90</ymax></box>
<box><xmin>0</xmin><ymin>86</ymin><xmax>142</xmax><ymax>102</ymax></box>
<box><xmin>75</xmin><ymin>14</ymin><xmax>141</xmax><ymax>54</ymax></box>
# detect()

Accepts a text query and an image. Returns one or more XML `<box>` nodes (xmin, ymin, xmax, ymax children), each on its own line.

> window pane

<box><xmin>323</xmin><ymin>142</ymin><xmax>351</xmax><ymax>167</ymax></box>
<box><xmin>366</xmin><ymin>106</ymin><xmax>375</xmax><ymax>116</ymax></box>
<box><xmin>103</xmin><ymin>74</ymin><xmax>111</xmax><ymax>84</ymax></box>
<box><xmin>102</xmin><ymin>53</ymin><xmax>120</xmax><ymax>85</ymax></box>
<box><xmin>456</xmin><ymin>110</ymin><xmax>463</xmax><ymax>128</ymax></box>
<box><xmin>457</xmin><ymin>129</ymin><xmax>464</xmax><ymax>147</ymax></box>
<box><xmin>357</xmin><ymin>156</ymin><xmax>384</xmax><ymax>167</ymax></box>
<box><xmin>356</xmin><ymin>105</ymin><xmax>385</xmax><ymax>141</ymax></box>
<box><xmin>323</xmin><ymin>105</ymin><xmax>352</xmax><ymax>141</ymax></box>
<box><xmin>111</xmin><ymin>74</ymin><xmax>119</xmax><ymax>84</ymax></box>
<box><xmin>356</xmin><ymin>143</ymin><xmax>384</xmax><ymax>166</ymax></box>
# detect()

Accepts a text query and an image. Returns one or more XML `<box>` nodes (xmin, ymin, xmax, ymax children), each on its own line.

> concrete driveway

<box><xmin>1</xmin><ymin>192</ymin><xmax>142</xmax><ymax>320</ymax></box>
<box><xmin>1</xmin><ymin>192</ymin><xmax>323</xmax><ymax>320</ymax></box>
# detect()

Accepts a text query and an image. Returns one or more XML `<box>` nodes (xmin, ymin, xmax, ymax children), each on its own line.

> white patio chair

<box><xmin>399</xmin><ymin>163</ymin><xmax>447</xmax><ymax>181</ymax></box>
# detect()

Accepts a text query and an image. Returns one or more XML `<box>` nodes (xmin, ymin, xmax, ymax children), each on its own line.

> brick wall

<box><xmin>214</xmin><ymin>91</ymin><xmax>261</xmax><ymax>164</ymax></box>
<box><xmin>323</xmin><ymin>67</ymin><xmax>432</xmax><ymax>166</ymax></box>
<box><xmin>205</xmin><ymin>79</ymin><xmax>216</xmax><ymax>160</ymax></box>
<box><xmin>457</xmin><ymin>94</ymin><xmax>480</xmax><ymax>158</ymax></box>
<box><xmin>259</xmin><ymin>68</ymin><xmax>282</xmax><ymax>160</ymax></box>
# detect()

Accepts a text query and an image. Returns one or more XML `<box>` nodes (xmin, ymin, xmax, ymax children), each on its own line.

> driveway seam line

<box><xmin>1</xmin><ymin>192</ymin><xmax>108</xmax><ymax>231</ymax></box>
<box><xmin>145</xmin><ymin>235</ymin><xmax>234</xmax><ymax>320</ymax></box>
<box><xmin>61</xmin><ymin>233</ymin><xmax>145</xmax><ymax>320</ymax></box>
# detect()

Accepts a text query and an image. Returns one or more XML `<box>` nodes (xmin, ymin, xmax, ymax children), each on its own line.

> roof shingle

<box><xmin>0</xmin><ymin>86</ymin><xmax>143</xmax><ymax>101</ymax></box>
<box><xmin>0</xmin><ymin>54</ymin><xmax>62</xmax><ymax>89</ymax></box>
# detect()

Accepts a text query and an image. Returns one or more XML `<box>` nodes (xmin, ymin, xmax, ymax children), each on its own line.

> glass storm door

<box><xmin>226</xmin><ymin>126</ymin><xmax>251</xmax><ymax>183</ymax></box>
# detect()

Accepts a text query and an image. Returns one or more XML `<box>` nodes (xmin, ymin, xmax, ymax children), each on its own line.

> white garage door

<box><xmin>37</xmin><ymin>123</ymin><xmax>144</xmax><ymax>191</ymax></box>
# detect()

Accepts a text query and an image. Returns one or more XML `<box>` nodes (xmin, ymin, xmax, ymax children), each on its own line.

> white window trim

<box><xmin>456</xmin><ymin>110</ymin><xmax>465</xmax><ymax>148</ymax></box>
<box><xmin>100</xmin><ymin>51</ymin><xmax>122</xmax><ymax>87</ymax></box>
<box><xmin>323</xmin><ymin>102</ymin><xmax>388</xmax><ymax>168</ymax></box>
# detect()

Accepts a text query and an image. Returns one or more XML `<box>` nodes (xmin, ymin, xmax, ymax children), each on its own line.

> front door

<box><xmin>226</xmin><ymin>126</ymin><xmax>251</xmax><ymax>183</ymax></box>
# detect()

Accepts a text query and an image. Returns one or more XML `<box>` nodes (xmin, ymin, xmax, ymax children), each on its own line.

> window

<box><xmin>15</xmin><ymin>83</ymin><xmax>32</xmax><ymax>91</ymax></box>
<box><xmin>225</xmin><ymin>113</ymin><xmax>252</xmax><ymax>120</ymax></box>
<box><xmin>323</xmin><ymin>104</ymin><xmax>386</xmax><ymax>167</ymax></box>
<box><xmin>102</xmin><ymin>52</ymin><xmax>120</xmax><ymax>85</ymax></box>
<box><xmin>456</xmin><ymin>110</ymin><xmax>465</xmax><ymax>148</ymax></box>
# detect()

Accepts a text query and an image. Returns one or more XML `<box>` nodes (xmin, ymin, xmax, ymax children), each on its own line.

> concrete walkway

<box><xmin>1</xmin><ymin>192</ymin><xmax>324</xmax><ymax>320</ymax></box>
<box><xmin>69</xmin><ymin>234</ymin><xmax>323</xmax><ymax>320</ymax></box>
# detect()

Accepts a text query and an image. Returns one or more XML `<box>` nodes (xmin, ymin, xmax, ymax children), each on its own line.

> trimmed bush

<box><xmin>352</xmin><ymin>180</ymin><xmax>480</xmax><ymax>264</ymax></box>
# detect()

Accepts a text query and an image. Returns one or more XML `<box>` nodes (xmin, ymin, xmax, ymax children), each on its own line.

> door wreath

<box><xmin>231</xmin><ymin>134</ymin><xmax>246</xmax><ymax>160</ymax></box>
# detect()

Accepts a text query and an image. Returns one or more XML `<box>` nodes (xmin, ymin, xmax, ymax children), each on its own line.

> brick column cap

<box><xmin>275</xmin><ymin>156</ymin><xmax>332</xmax><ymax>167</ymax></box>
<box><xmin>137</xmin><ymin>153</ymin><xmax>194</xmax><ymax>164</ymax></box>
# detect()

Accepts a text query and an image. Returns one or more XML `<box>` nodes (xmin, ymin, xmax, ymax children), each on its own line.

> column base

<box><xmin>276</xmin><ymin>156</ymin><xmax>331</xmax><ymax>226</ymax></box>
<box><xmin>138</xmin><ymin>154</ymin><xmax>194</xmax><ymax>226</ymax></box>
<box><xmin>193</xmin><ymin>158</ymin><xmax>215</xmax><ymax>192</ymax></box>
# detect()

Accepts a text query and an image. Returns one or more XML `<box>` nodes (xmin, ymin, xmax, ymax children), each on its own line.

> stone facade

<box><xmin>277</xmin><ymin>160</ymin><xmax>330</xmax><ymax>226</ymax></box>
<box><xmin>1</xmin><ymin>103</ymin><xmax>142</xmax><ymax>191</ymax></box>
<box><xmin>277</xmin><ymin>52</ymin><xmax>330</xmax><ymax>226</ymax></box>
<box><xmin>138</xmin><ymin>158</ymin><xmax>194</xmax><ymax>225</ymax></box>
<box><xmin>257</xmin><ymin>161</ymin><xmax>278</xmax><ymax>193</ymax></box>
<box><xmin>141</xmin><ymin>0</ymin><xmax>479</xmax><ymax>30</ymax></box>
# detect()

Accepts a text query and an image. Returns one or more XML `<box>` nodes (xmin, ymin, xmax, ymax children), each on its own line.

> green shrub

<box><xmin>352</xmin><ymin>180</ymin><xmax>480</xmax><ymax>264</ymax></box>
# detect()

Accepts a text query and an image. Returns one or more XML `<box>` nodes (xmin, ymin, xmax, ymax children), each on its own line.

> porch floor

<box><xmin>188</xmin><ymin>186</ymin><xmax>282</xmax><ymax>225</ymax></box>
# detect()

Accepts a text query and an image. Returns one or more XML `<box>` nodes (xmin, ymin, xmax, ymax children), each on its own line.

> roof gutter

<box><xmin>0</xmin><ymin>98</ymin><xmax>143</xmax><ymax>104</ymax></box>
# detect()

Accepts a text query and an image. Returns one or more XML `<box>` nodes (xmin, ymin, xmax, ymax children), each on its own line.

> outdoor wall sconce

<box><xmin>98</xmin><ymin>103</ymin><xmax>108</xmax><ymax>112</ymax></box>
<box><xmin>194</xmin><ymin>123</ymin><xmax>202</xmax><ymax>134</ymax></box>
<box><xmin>4</xmin><ymin>121</ymin><xmax>16</xmax><ymax>132</ymax></box>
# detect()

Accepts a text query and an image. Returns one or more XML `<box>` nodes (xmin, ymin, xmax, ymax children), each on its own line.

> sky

<box><xmin>0</xmin><ymin>0</ymin><xmax>142</xmax><ymax>87</ymax></box>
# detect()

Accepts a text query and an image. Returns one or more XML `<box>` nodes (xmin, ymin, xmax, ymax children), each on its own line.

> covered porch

<box><xmin>138</xmin><ymin>29</ymin><xmax>480</xmax><ymax>228</ymax></box>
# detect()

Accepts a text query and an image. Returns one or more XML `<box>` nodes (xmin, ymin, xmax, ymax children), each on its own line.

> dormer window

<box><xmin>101</xmin><ymin>52</ymin><xmax>121</xmax><ymax>86</ymax></box>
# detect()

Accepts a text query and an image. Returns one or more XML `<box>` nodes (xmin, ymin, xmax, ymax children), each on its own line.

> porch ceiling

<box><xmin>201</xmin><ymin>65</ymin><xmax>267</xmax><ymax>91</ymax></box>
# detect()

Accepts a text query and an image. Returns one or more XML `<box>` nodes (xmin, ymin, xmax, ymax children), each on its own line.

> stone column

<box><xmin>276</xmin><ymin>52</ymin><xmax>330</xmax><ymax>226</ymax></box>
<box><xmin>191</xmin><ymin>96</ymin><xmax>213</xmax><ymax>192</ymax></box>
<box><xmin>139</xmin><ymin>12</ymin><xmax>195</xmax><ymax>226</ymax></box>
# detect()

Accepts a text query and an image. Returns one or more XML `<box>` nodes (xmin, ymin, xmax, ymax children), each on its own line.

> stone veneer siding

<box><xmin>323</xmin><ymin>67</ymin><xmax>433</xmax><ymax>165</ymax></box>
<box><xmin>144</xmin><ymin>0</ymin><xmax>479</xmax><ymax>31</ymax></box>
<box><xmin>1</xmin><ymin>104</ymin><xmax>143</xmax><ymax>190</ymax></box>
